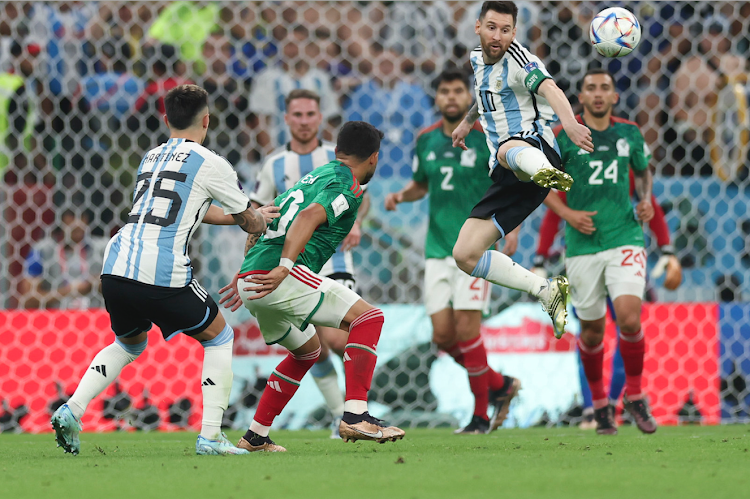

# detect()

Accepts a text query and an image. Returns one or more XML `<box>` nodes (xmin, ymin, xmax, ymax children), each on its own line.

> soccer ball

<box><xmin>589</xmin><ymin>7</ymin><xmax>641</xmax><ymax>58</ymax></box>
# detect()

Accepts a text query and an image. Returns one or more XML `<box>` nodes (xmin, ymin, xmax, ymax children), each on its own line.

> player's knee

<box><xmin>115</xmin><ymin>336</ymin><xmax>148</xmax><ymax>358</ymax></box>
<box><xmin>200</xmin><ymin>324</ymin><xmax>234</xmax><ymax>348</ymax></box>
<box><xmin>617</xmin><ymin>313</ymin><xmax>641</xmax><ymax>335</ymax></box>
<box><xmin>292</xmin><ymin>345</ymin><xmax>322</xmax><ymax>363</ymax></box>
<box><xmin>580</xmin><ymin>325</ymin><xmax>605</xmax><ymax>347</ymax></box>
<box><xmin>432</xmin><ymin>329</ymin><xmax>456</xmax><ymax>352</ymax></box>
<box><xmin>452</xmin><ymin>245</ymin><xmax>478</xmax><ymax>274</ymax></box>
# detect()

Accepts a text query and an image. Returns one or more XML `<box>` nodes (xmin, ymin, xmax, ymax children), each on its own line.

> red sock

<box><xmin>578</xmin><ymin>337</ymin><xmax>607</xmax><ymax>408</ymax></box>
<box><xmin>619</xmin><ymin>329</ymin><xmax>645</xmax><ymax>399</ymax></box>
<box><xmin>455</xmin><ymin>338</ymin><xmax>505</xmax><ymax>392</ymax></box>
<box><xmin>458</xmin><ymin>338</ymin><xmax>491</xmax><ymax>418</ymax></box>
<box><xmin>344</xmin><ymin>309</ymin><xmax>383</xmax><ymax>402</ymax></box>
<box><xmin>254</xmin><ymin>347</ymin><xmax>320</xmax><ymax>426</ymax></box>
<box><xmin>447</xmin><ymin>344</ymin><xmax>464</xmax><ymax>365</ymax></box>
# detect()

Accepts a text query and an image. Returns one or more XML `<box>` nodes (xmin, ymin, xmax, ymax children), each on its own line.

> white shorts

<box><xmin>565</xmin><ymin>245</ymin><xmax>647</xmax><ymax>321</ymax></box>
<box><xmin>239</xmin><ymin>265</ymin><xmax>361</xmax><ymax>350</ymax></box>
<box><xmin>424</xmin><ymin>257</ymin><xmax>491</xmax><ymax>316</ymax></box>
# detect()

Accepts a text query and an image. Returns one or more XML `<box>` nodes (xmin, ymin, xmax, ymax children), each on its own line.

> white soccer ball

<box><xmin>589</xmin><ymin>7</ymin><xmax>641</xmax><ymax>58</ymax></box>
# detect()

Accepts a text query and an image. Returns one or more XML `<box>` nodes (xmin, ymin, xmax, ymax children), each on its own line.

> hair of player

<box><xmin>434</xmin><ymin>67</ymin><xmax>471</xmax><ymax>91</ymax></box>
<box><xmin>581</xmin><ymin>67</ymin><xmax>616</xmax><ymax>90</ymax></box>
<box><xmin>285</xmin><ymin>88</ymin><xmax>321</xmax><ymax>108</ymax></box>
<box><xmin>164</xmin><ymin>84</ymin><xmax>209</xmax><ymax>130</ymax></box>
<box><xmin>336</xmin><ymin>121</ymin><xmax>384</xmax><ymax>161</ymax></box>
<box><xmin>479</xmin><ymin>1</ymin><xmax>518</xmax><ymax>25</ymax></box>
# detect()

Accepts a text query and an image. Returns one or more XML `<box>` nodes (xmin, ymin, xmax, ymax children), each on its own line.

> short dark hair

<box><xmin>581</xmin><ymin>67</ymin><xmax>616</xmax><ymax>89</ymax></box>
<box><xmin>164</xmin><ymin>84</ymin><xmax>209</xmax><ymax>130</ymax></box>
<box><xmin>285</xmin><ymin>89</ymin><xmax>321</xmax><ymax>108</ymax></box>
<box><xmin>479</xmin><ymin>1</ymin><xmax>518</xmax><ymax>26</ymax></box>
<box><xmin>336</xmin><ymin>121</ymin><xmax>384</xmax><ymax>160</ymax></box>
<box><xmin>434</xmin><ymin>68</ymin><xmax>471</xmax><ymax>91</ymax></box>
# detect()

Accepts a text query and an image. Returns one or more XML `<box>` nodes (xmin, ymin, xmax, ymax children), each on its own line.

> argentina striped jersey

<box><xmin>250</xmin><ymin>141</ymin><xmax>357</xmax><ymax>277</ymax></box>
<box><xmin>470</xmin><ymin>40</ymin><xmax>559</xmax><ymax>173</ymax></box>
<box><xmin>102</xmin><ymin>138</ymin><xmax>250</xmax><ymax>287</ymax></box>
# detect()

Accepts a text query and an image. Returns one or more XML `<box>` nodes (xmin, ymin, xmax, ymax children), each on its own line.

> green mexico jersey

<box><xmin>413</xmin><ymin>121</ymin><xmax>492</xmax><ymax>259</ymax></box>
<box><xmin>556</xmin><ymin>116</ymin><xmax>651</xmax><ymax>257</ymax></box>
<box><xmin>240</xmin><ymin>161</ymin><xmax>363</xmax><ymax>273</ymax></box>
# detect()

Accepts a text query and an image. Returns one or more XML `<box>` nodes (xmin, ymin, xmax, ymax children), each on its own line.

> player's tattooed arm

<box><xmin>452</xmin><ymin>102</ymin><xmax>479</xmax><ymax>150</ymax></box>
<box><xmin>244</xmin><ymin>232</ymin><xmax>262</xmax><ymax>255</ymax></box>
<box><xmin>232</xmin><ymin>205</ymin><xmax>269</xmax><ymax>234</ymax></box>
<box><xmin>465</xmin><ymin>101</ymin><xmax>480</xmax><ymax>123</ymax></box>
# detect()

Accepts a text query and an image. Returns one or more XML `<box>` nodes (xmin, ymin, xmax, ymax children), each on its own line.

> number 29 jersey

<box><xmin>555</xmin><ymin>115</ymin><xmax>651</xmax><ymax>257</ymax></box>
<box><xmin>103</xmin><ymin>138</ymin><xmax>250</xmax><ymax>287</ymax></box>
<box><xmin>240</xmin><ymin>161</ymin><xmax>364</xmax><ymax>274</ymax></box>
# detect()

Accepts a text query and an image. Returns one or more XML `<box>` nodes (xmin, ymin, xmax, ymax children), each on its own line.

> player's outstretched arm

<box><xmin>538</xmin><ymin>80</ymin><xmax>593</xmax><ymax>153</ymax></box>
<box><xmin>384</xmin><ymin>181</ymin><xmax>428</xmax><ymax>211</ymax></box>
<box><xmin>452</xmin><ymin>102</ymin><xmax>480</xmax><ymax>150</ymax></box>
<box><xmin>231</xmin><ymin>206</ymin><xmax>269</xmax><ymax>234</ymax></box>
<box><xmin>243</xmin><ymin>203</ymin><xmax>328</xmax><ymax>300</ymax></box>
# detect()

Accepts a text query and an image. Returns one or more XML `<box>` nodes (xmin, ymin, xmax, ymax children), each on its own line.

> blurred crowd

<box><xmin>1</xmin><ymin>1</ymin><xmax>749</xmax><ymax>309</ymax></box>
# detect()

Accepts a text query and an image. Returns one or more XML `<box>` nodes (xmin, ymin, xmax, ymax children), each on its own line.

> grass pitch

<box><xmin>2</xmin><ymin>426</ymin><xmax>748</xmax><ymax>499</ymax></box>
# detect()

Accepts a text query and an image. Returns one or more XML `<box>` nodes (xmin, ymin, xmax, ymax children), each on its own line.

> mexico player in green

<box><xmin>545</xmin><ymin>68</ymin><xmax>657</xmax><ymax>435</ymax></box>
<box><xmin>220</xmin><ymin>121</ymin><xmax>405</xmax><ymax>451</ymax></box>
<box><xmin>385</xmin><ymin>69</ymin><xmax>521</xmax><ymax>435</ymax></box>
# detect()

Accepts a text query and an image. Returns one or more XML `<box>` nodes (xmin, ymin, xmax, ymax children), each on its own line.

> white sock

<box><xmin>506</xmin><ymin>146</ymin><xmax>553</xmax><ymax>181</ymax></box>
<box><xmin>199</xmin><ymin>339</ymin><xmax>234</xmax><ymax>440</ymax></box>
<box><xmin>67</xmin><ymin>339</ymin><xmax>145</xmax><ymax>420</ymax></box>
<box><xmin>249</xmin><ymin>420</ymin><xmax>271</xmax><ymax>437</ymax></box>
<box><xmin>311</xmin><ymin>357</ymin><xmax>344</xmax><ymax>418</ymax></box>
<box><xmin>344</xmin><ymin>400</ymin><xmax>368</xmax><ymax>415</ymax></box>
<box><xmin>471</xmin><ymin>250</ymin><xmax>549</xmax><ymax>298</ymax></box>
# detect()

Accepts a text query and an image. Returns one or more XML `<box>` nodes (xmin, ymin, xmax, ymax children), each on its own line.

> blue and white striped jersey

<box><xmin>250</xmin><ymin>141</ymin><xmax>358</xmax><ymax>277</ymax></box>
<box><xmin>470</xmin><ymin>40</ymin><xmax>560</xmax><ymax>173</ymax></box>
<box><xmin>102</xmin><ymin>138</ymin><xmax>250</xmax><ymax>287</ymax></box>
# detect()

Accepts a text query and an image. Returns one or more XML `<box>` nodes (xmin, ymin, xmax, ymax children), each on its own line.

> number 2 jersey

<box><xmin>412</xmin><ymin>120</ymin><xmax>492</xmax><ymax>259</ymax></box>
<box><xmin>102</xmin><ymin>138</ymin><xmax>250</xmax><ymax>287</ymax></box>
<box><xmin>554</xmin><ymin>115</ymin><xmax>651</xmax><ymax>257</ymax></box>
<box><xmin>240</xmin><ymin>160</ymin><xmax>364</xmax><ymax>274</ymax></box>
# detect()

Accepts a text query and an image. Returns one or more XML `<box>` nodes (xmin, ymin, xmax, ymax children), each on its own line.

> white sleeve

<box><xmin>248</xmin><ymin>70</ymin><xmax>277</xmax><ymax>116</ymax></box>
<box><xmin>204</xmin><ymin>156</ymin><xmax>251</xmax><ymax>215</ymax></box>
<box><xmin>249</xmin><ymin>159</ymin><xmax>277</xmax><ymax>205</ymax></box>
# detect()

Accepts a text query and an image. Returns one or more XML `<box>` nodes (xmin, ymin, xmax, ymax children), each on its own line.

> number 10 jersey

<box><xmin>102</xmin><ymin>138</ymin><xmax>250</xmax><ymax>287</ymax></box>
<box><xmin>240</xmin><ymin>161</ymin><xmax>364</xmax><ymax>274</ymax></box>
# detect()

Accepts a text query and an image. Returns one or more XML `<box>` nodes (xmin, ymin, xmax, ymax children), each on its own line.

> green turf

<box><xmin>2</xmin><ymin>426</ymin><xmax>749</xmax><ymax>499</ymax></box>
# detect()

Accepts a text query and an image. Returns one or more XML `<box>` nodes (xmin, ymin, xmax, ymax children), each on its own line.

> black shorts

<box><xmin>101</xmin><ymin>275</ymin><xmax>219</xmax><ymax>340</ymax></box>
<box><xmin>324</xmin><ymin>272</ymin><xmax>356</xmax><ymax>291</ymax></box>
<box><xmin>469</xmin><ymin>136</ymin><xmax>562</xmax><ymax>236</ymax></box>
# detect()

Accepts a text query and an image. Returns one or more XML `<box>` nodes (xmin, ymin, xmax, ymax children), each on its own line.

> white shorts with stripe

<box><xmin>238</xmin><ymin>265</ymin><xmax>360</xmax><ymax>350</ymax></box>
<box><xmin>565</xmin><ymin>245</ymin><xmax>647</xmax><ymax>321</ymax></box>
<box><xmin>424</xmin><ymin>257</ymin><xmax>491</xmax><ymax>316</ymax></box>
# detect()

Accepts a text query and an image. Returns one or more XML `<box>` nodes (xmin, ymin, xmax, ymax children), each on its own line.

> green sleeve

<box><xmin>412</xmin><ymin>137</ymin><xmax>427</xmax><ymax>183</ymax></box>
<box><xmin>629</xmin><ymin>127</ymin><xmax>650</xmax><ymax>172</ymax></box>
<box><xmin>312</xmin><ymin>182</ymin><xmax>359</xmax><ymax>225</ymax></box>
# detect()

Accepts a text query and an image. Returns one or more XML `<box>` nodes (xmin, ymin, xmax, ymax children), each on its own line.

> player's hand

<box><xmin>635</xmin><ymin>199</ymin><xmax>654</xmax><ymax>223</ymax></box>
<box><xmin>565</xmin><ymin>209</ymin><xmax>597</xmax><ymax>235</ymax></box>
<box><xmin>342</xmin><ymin>222</ymin><xmax>362</xmax><ymax>251</ymax></box>
<box><xmin>452</xmin><ymin>119</ymin><xmax>472</xmax><ymax>150</ymax></box>
<box><xmin>258</xmin><ymin>204</ymin><xmax>281</xmax><ymax>224</ymax></box>
<box><xmin>500</xmin><ymin>230</ymin><xmax>519</xmax><ymax>256</ymax></box>
<box><xmin>243</xmin><ymin>266</ymin><xmax>290</xmax><ymax>300</ymax></box>
<box><xmin>565</xmin><ymin>122</ymin><xmax>594</xmax><ymax>153</ymax></box>
<box><xmin>664</xmin><ymin>255</ymin><xmax>682</xmax><ymax>290</ymax></box>
<box><xmin>384</xmin><ymin>192</ymin><xmax>402</xmax><ymax>211</ymax></box>
<box><xmin>218</xmin><ymin>273</ymin><xmax>243</xmax><ymax>312</ymax></box>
